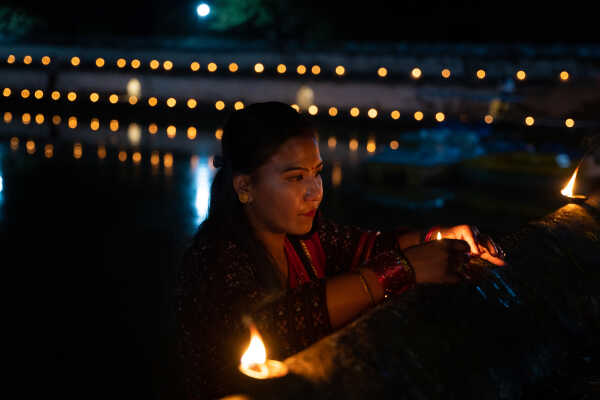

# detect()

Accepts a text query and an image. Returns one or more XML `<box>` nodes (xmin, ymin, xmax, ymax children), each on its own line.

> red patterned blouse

<box><xmin>174</xmin><ymin>215</ymin><xmax>413</xmax><ymax>399</ymax></box>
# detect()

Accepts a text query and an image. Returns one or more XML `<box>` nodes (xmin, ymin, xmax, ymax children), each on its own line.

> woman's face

<box><xmin>245</xmin><ymin>135</ymin><xmax>324</xmax><ymax>236</ymax></box>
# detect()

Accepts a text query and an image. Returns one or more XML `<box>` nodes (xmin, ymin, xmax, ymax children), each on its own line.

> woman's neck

<box><xmin>245</xmin><ymin>208</ymin><xmax>288</xmax><ymax>279</ymax></box>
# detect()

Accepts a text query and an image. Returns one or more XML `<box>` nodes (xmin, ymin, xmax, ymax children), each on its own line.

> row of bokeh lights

<box><xmin>1</xmin><ymin>88</ymin><xmax>579</xmax><ymax>128</ymax></box>
<box><xmin>4</xmin><ymin>54</ymin><xmax>573</xmax><ymax>82</ymax></box>
<box><xmin>2</xmin><ymin>109</ymin><xmax>576</xmax><ymax>155</ymax></box>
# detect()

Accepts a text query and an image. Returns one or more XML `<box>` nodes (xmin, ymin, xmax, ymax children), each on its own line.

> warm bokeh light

<box><xmin>215</xmin><ymin>100</ymin><xmax>225</xmax><ymax>110</ymax></box>
<box><xmin>335</xmin><ymin>65</ymin><xmax>345</xmax><ymax>76</ymax></box>
<box><xmin>23</xmin><ymin>55</ymin><xmax>32</xmax><ymax>64</ymax></box>
<box><xmin>2</xmin><ymin>88</ymin><xmax>10</xmax><ymax>97</ymax></box>
<box><xmin>116</xmin><ymin>58</ymin><xmax>126</xmax><ymax>68</ymax></box>
<box><xmin>290</xmin><ymin>104</ymin><xmax>300</xmax><ymax>112</ymax></box>
<box><xmin>476</xmin><ymin>69</ymin><xmax>486</xmax><ymax>79</ymax></box>
<box><xmin>132</xmin><ymin>152</ymin><xmax>142</xmax><ymax>164</ymax></box>
<box><xmin>118</xmin><ymin>151</ymin><xmax>128</xmax><ymax>162</ymax></box>
<box><xmin>234</xmin><ymin>101</ymin><xmax>244</xmax><ymax>110</ymax></box>
<box><xmin>414</xmin><ymin>111</ymin><xmax>424</xmax><ymax>121</ymax></box>
<box><xmin>68</xmin><ymin>116</ymin><xmax>77</xmax><ymax>129</ymax></box>
<box><xmin>390</xmin><ymin>140</ymin><xmax>399</xmax><ymax>150</ymax></box>
<box><xmin>207</xmin><ymin>62</ymin><xmax>217</xmax><ymax>72</ymax></box>
<box><xmin>390</xmin><ymin>110</ymin><xmax>401</xmax><ymax>120</ymax></box>
<box><xmin>254</xmin><ymin>63</ymin><xmax>264</xmax><ymax>73</ymax></box>
<box><xmin>561</xmin><ymin>166</ymin><xmax>580</xmax><ymax>197</ymax></box>
<box><xmin>167</xmin><ymin>125</ymin><xmax>176</xmax><ymax>138</ymax></box>
<box><xmin>35</xmin><ymin>113</ymin><xmax>44</xmax><ymax>124</ymax></box>
<box><xmin>411</xmin><ymin>67</ymin><xmax>422</xmax><ymax>79</ymax></box>
<box><xmin>484</xmin><ymin>114</ymin><xmax>494</xmax><ymax>124</ymax></box>
<box><xmin>71</xmin><ymin>56</ymin><xmax>80</xmax><ymax>66</ymax></box>
<box><xmin>187</xmin><ymin>98</ymin><xmax>197</xmax><ymax>109</ymax></box>
<box><xmin>308</xmin><ymin>105</ymin><xmax>318</xmax><ymax>115</ymax></box>
<box><xmin>525</xmin><ymin>116</ymin><xmax>535</xmax><ymax>126</ymax></box>
<box><xmin>350</xmin><ymin>107</ymin><xmax>360</xmax><ymax>117</ymax></box>
<box><xmin>190</xmin><ymin>61</ymin><xmax>200</xmax><ymax>71</ymax></box>
<box><xmin>52</xmin><ymin>115</ymin><xmax>61</xmax><ymax>125</ymax></box>
<box><xmin>277</xmin><ymin>64</ymin><xmax>286</xmax><ymax>74</ymax></box>
<box><xmin>7</xmin><ymin>54</ymin><xmax>15</xmax><ymax>64</ymax></box>
<box><xmin>560</xmin><ymin>70</ymin><xmax>570</xmax><ymax>81</ymax></box>
<box><xmin>90</xmin><ymin>118</ymin><xmax>100</xmax><ymax>131</ymax></box>
<box><xmin>366</xmin><ymin>138</ymin><xmax>376</xmax><ymax>153</ymax></box>
<box><xmin>296</xmin><ymin>65</ymin><xmax>306</xmax><ymax>75</ymax></box>
<box><xmin>149</xmin><ymin>59</ymin><xmax>159</xmax><ymax>70</ymax></box>
<box><xmin>349</xmin><ymin>139</ymin><xmax>359</xmax><ymax>151</ymax></box>
<box><xmin>21</xmin><ymin>89</ymin><xmax>30</xmax><ymax>99</ymax></box>
<box><xmin>163</xmin><ymin>153</ymin><xmax>174</xmax><ymax>168</ymax></box>
<box><xmin>10</xmin><ymin>137</ymin><xmax>18</xmax><ymax>150</ymax></box>
<box><xmin>148</xmin><ymin>97</ymin><xmax>158</xmax><ymax>107</ymax></box>
<box><xmin>187</xmin><ymin>126</ymin><xmax>197</xmax><ymax>140</ymax></box>
<box><xmin>44</xmin><ymin>144</ymin><xmax>53</xmax><ymax>158</ymax></box>
<box><xmin>131</xmin><ymin>59</ymin><xmax>141</xmax><ymax>69</ymax></box>
<box><xmin>96</xmin><ymin>58</ymin><xmax>105</xmax><ymax>67</ymax></box>
<box><xmin>4</xmin><ymin>112</ymin><xmax>13</xmax><ymax>123</ymax></box>
<box><xmin>332</xmin><ymin>163</ymin><xmax>342</xmax><ymax>187</ymax></box>
<box><xmin>228</xmin><ymin>62</ymin><xmax>238</xmax><ymax>72</ymax></box>
<box><xmin>163</xmin><ymin>60</ymin><xmax>173</xmax><ymax>70</ymax></box>
<box><xmin>151</xmin><ymin>151</ymin><xmax>160</xmax><ymax>166</ymax></box>
<box><xmin>516</xmin><ymin>70</ymin><xmax>526</xmax><ymax>80</ymax></box>
<box><xmin>377</xmin><ymin>67</ymin><xmax>388</xmax><ymax>77</ymax></box>
<box><xmin>97</xmin><ymin>145</ymin><xmax>107</xmax><ymax>160</ymax></box>
<box><xmin>110</xmin><ymin>119</ymin><xmax>119</xmax><ymax>132</ymax></box>
<box><xmin>26</xmin><ymin>140</ymin><xmax>36</xmax><ymax>154</ymax></box>
<box><xmin>148</xmin><ymin>123</ymin><xmax>158</xmax><ymax>134</ymax></box>
<box><xmin>73</xmin><ymin>142</ymin><xmax>83</xmax><ymax>159</ymax></box>
<box><xmin>109</xmin><ymin>94</ymin><xmax>119</xmax><ymax>104</ymax></box>
<box><xmin>328</xmin><ymin>107</ymin><xmax>338</xmax><ymax>117</ymax></box>
<box><xmin>311</xmin><ymin>65</ymin><xmax>321</xmax><ymax>75</ymax></box>
<box><xmin>441</xmin><ymin>68</ymin><xmax>451</xmax><ymax>78</ymax></box>
<box><xmin>34</xmin><ymin>90</ymin><xmax>44</xmax><ymax>99</ymax></box>
<box><xmin>67</xmin><ymin>91</ymin><xmax>77</xmax><ymax>102</ymax></box>
<box><xmin>51</xmin><ymin>91</ymin><xmax>60</xmax><ymax>100</ymax></box>
<box><xmin>565</xmin><ymin>118</ymin><xmax>575</xmax><ymax>128</ymax></box>
<box><xmin>22</xmin><ymin>113</ymin><xmax>31</xmax><ymax>124</ymax></box>
<box><xmin>435</xmin><ymin>112</ymin><xmax>445</xmax><ymax>122</ymax></box>
<box><xmin>367</xmin><ymin>108</ymin><xmax>378</xmax><ymax>119</ymax></box>
<box><xmin>128</xmin><ymin>96</ymin><xmax>138</xmax><ymax>106</ymax></box>
<box><xmin>166</xmin><ymin>97</ymin><xmax>177</xmax><ymax>108</ymax></box>
<box><xmin>89</xmin><ymin>92</ymin><xmax>99</xmax><ymax>102</ymax></box>
<box><xmin>328</xmin><ymin>137</ymin><xmax>337</xmax><ymax>149</ymax></box>
<box><xmin>215</xmin><ymin>128</ymin><xmax>223</xmax><ymax>140</ymax></box>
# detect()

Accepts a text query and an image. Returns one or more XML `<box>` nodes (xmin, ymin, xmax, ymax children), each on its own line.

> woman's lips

<box><xmin>300</xmin><ymin>209</ymin><xmax>317</xmax><ymax>217</ymax></box>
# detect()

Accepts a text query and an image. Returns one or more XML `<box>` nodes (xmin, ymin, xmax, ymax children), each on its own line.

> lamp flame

<box><xmin>436</xmin><ymin>232</ymin><xmax>442</xmax><ymax>240</ymax></box>
<box><xmin>241</xmin><ymin>324</ymin><xmax>267</xmax><ymax>369</ymax></box>
<box><xmin>561</xmin><ymin>166</ymin><xmax>579</xmax><ymax>197</ymax></box>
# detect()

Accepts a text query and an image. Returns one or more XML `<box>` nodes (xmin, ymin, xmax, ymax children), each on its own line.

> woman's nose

<box><xmin>305</xmin><ymin>176</ymin><xmax>323</xmax><ymax>201</ymax></box>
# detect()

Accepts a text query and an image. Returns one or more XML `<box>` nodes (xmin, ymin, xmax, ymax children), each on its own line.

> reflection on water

<box><xmin>192</xmin><ymin>156</ymin><xmax>215</xmax><ymax>226</ymax></box>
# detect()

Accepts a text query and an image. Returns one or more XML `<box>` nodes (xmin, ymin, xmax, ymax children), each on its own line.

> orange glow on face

<box><xmin>190</xmin><ymin>61</ymin><xmax>200</xmax><ymax>71</ymax></box>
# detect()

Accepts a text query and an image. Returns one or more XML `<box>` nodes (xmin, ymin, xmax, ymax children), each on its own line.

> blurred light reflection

<box><xmin>193</xmin><ymin>156</ymin><xmax>215</xmax><ymax>225</ymax></box>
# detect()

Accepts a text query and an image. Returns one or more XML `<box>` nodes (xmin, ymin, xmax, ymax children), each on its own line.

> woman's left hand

<box><xmin>439</xmin><ymin>225</ymin><xmax>506</xmax><ymax>266</ymax></box>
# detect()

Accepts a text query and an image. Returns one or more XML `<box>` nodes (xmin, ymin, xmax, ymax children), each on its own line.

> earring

<box><xmin>238</xmin><ymin>193</ymin><xmax>249</xmax><ymax>204</ymax></box>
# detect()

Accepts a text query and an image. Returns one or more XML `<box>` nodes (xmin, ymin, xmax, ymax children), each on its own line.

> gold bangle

<box><xmin>357</xmin><ymin>270</ymin><xmax>375</xmax><ymax>307</ymax></box>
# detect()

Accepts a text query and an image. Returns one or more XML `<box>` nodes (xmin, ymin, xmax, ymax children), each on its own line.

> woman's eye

<box><xmin>288</xmin><ymin>175</ymin><xmax>303</xmax><ymax>182</ymax></box>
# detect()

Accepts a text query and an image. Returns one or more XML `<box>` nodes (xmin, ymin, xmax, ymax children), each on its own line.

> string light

<box><xmin>71</xmin><ymin>57</ymin><xmax>80</xmax><ymax>66</ymax></box>
<box><xmin>52</xmin><ymin>115</ymin><xmax>61</xmax><ymax>125</ymax></box>
<box><xmin>328</xmin><ymin>107</ymin><xmax>338</xmax><ymax>117</ymax></box>
<box><xmin>215</xmin><ymin>100</ymin><xmax>225</xmax><ymax>110</ymax></box>
<box><xmin>26</xmin><ymin>140</ymin><xmax>36</xmax><ymax>154</ymax></box>
<box><xmin>311</xmin><ymin>65</ymin><xmax>321</xmax><ymax>75</ymax></box>
<box><xmin>234</xmin><ymin>101</ymin><xmax>244</xmax><ymax>110</ymax></box>
<box><xmin>98</xmin><ymin>145</ymin><xmax>107</xmax><ymax>160</ymax></box>
<box><xmin>228</xmin><ymin>62</ymin><xmax>238</xmax><ymax>72</ymax></box>
<box><xmin>516</xmin><ymin>70</ymin><xmax>526</xmax><ymax>80</ymax></box>
<box><xmin>149</xmin><ymin>60</ymin><xmax>159</xmax><ymax>70</ymax></box>
<box><xmin>167</xmin><ymin>125</ymin><xmax>176</xmax><ymax>138</ymax></box>
<box><xmin>150</xmin><ymin>151</ymin><xmax>160</xmax><ymax>166</ymax></box>
<box><xmin>34</xmin><ymin>89</ymin><xmax>44</xmax><ymax>99</ymax></box>
<box><xmin>23</xmin><ymin>55</ymin><xmax>32</xmax><ymax>64</ymax></box>
<box><xmin>411</xmin><ymin>67</ymin><xmax>422</xmax><ymax>79</ymax></box>
<box><xmin>10</xmin><ymin>137</ymin><xmax>18</xmax><ymax>149</ymax></box>
<box><xmin>484</xmin><ymin>114</ymin><xmax>494</xmax><ymax>124</ymax></box>
<box><xmin>116</xmin><ymin>58</ymin><xmax>126</xmax><ymax>68</ymax></box>
<box><xmin>148</xmin><ymin>123</ymin><xmax>158</xmax><ymax>134</ymax></box>
<box><xmin>163</xmin><ymin>60</ymin><xmax>173</xmax><ymax>70</ymax></box>
<box><xmin>328</xmin><ymin>137</ymin><xmax>337</xmax><ymax>149</ymax></box>
<box><xmin>277</xmin><ymin>64</ymin><xmax>286</xmax><ymax>74</ymax></box>
<box><xmin>110</xmin><ymin>119</ymin><xmax>119</xmax><ymax>132</ymax></box>
<box><xmin>7</xmin><ymin>54</ymin><xmax>15</xmax><ymax>64</ymax></box>
<box><xmin>166</xmin><ymin>97</ymin><xmax>177</xmax><ymax>107</ymax></box>
<box><xmin>207</xmin><ymin>62</ymin><xmax>217</xmax><ymax>72</ymax></box>
<box><xmin>73</xmin><ymin>142</ymin><xmax>83</xmax><ymax>159</ymax></box>
<box><xmin>390</xmin><ymin>110</ymin><xmax>400</xmax><ymax>120</ymax></box>
<box><xmin>96</xmin><ymin>58</ymin><xmax>105</xmax><ymax>67</ymax></box>
<box><xmin>163</xmin><ymin>153</ymin><xmax>174</xmax><ymax>168</ymax></box>
<box><xmin>254</xmin><ymin>63</ymin><xmax>264</xmax><ymax>73</ymax></box>
<box><xmin>366</xmin><ymin>138</ymin><xmax>376</xmax><ymax>153</ymax></box>
<box><xmin>560</xmin><ymin>70</ymin><xmax>570</xmax><ymax>81</ymax></box>
<box><xmin>349</xmin><ymin>139</ymin><xmax>359</xmax><ymax>151</ymax></box>
<box><xmin>297</xmin><ymin>65</ymin><xmax>307</xmax><ymax>75</ymax></box>
<box><xmin>21</xmin><ymin>89</ymin><xmax>30</xmax><ymax>99</ymax></box>
<box><xmin>377</xmin><ymin>67</ymin><xmax>388</xmax><ymax>77</ymax></box>
<box><xmin>435</xmin><ymin>112</ymin><xmax>445</xmax><ymax>122</ymax></box>
<box><xmin>414</xmin><ymin>111</ymin><xmax>424</xmax><ymax>121</ymax></box>
<box><xmin>68</xmin><ymin>116</ymin><xmax>77</xmax><ymax>129</ymax></box>
<box><xmin>476</xmin><ymin>69</ymin><xmax>486</xmax><ymax>79</ymax></box>
<box><xmin>41</xmin><ymin>55</ymin><xmax>52</xmax><ymax>65</ymax></box>
<box><xmin>118</xmin><ymin>151</ymin><xmax>128</xmax><ymax>162</ymax></box>
<box><xmin>90</xmin><ymin>118</ymin><xmax>100</xmax><ymax>131</ymax></box>
<box><xmin>35</xmin><ymin>113</ymin><xmax>44</xmax><ymax>124</ymax></box>
<box><xmin>290</xmin><ymin>104</ymin><xmax>300</xmax><ymax>112</ymax></box>
<box><xmin>51</xmin><ymin>91</ymin><xmax>60</xmax><ymax>100</ymax></box>
<box><xmin>148</xmin><ymin>97</ymin><xmax>158</xmax><ymax>107</ymax></box>
<box><xmin>44</xmin><ymin>144</ymin><xmax>54</xmax><ymax>158</ymax></box>
<box><xmin>89</xmin><ymin>92</ymin><xmax>99</xmax><ymax>102</ymax></box>
<box><xmin>22</xmin><ymin>113</ymin><xmax>31</xmax><ymax>125</ymax></box>
<box><xmin>2</xmin><ymin>88</ymin><xmax>10</xmax><ymax>97</ymax></box>
<box><xmin>187</xmin><ymin>98</ymin><xmax>197</xmax><ymax>109</ymax></box>
<box><xmin>67</xmin><ymin>91</ymin><xmax>77</xmax><ymax>102</ymax></box>
<box><xmin>308</xmin><ymin>105</ymin><xmax>318</xmax><ymax>115</ymax></box>
<box><xmin>525</xmin><ymin>116</ymin><xmax>535</xmax><ymax>126</ymax></box>
<box><xmin>441</xmin><ymin>68</ymin><xmax>451</xmax><ymax>78</ymax></box>
<box><xmin>215</xmin><ymin>128</ymin><xmax>223</xmax><ymax>140</ymax></box>
<box><xmin>187</xmin><ymin>126</ymin><xmax>197</xmax><ymax>140</ymax></box>
<box><xmin>350</xmin><ymin>107</ymin><xmax>360</xmax><ymax>117</ymax></box>
<box><xmin>128</xmin><ymin>96</ymin><xmax>138</xmax><ymax>105</ymax></box>
<box><xmin>132</xmin><ymin>152</ymin><xmax>142</xmax><ymax>164</ymax></box>
<box><xmin>131</xmin><ymin>59</ymin><xmax>141</xmax><ymax>69</ymax></box>
<box><xmin>390</xmin><ymin>140</ymin><xmax>399</xmax><ymax>150</ymax></box>
<box><xmin>190</xmin><ymin>61</ymin><xmax>200</xmax><ymax>72</ymax></box>
<box><xmin>4</xmin><ymin>112</ymin><xmax>13</xmax><ymax>123</ymax></box>
<box><xmin>565</xmin><ymin>118</ymin><xmax>575</xmax><ymax>128</ymax></box>
<box><xmin>335</xmin><ymin>65</ymin><xmax>345</xmax><ymax>76</ymax></box>
<box><xmin>367</xmin><ymin>108</ymin><xmax>378</xmax><ymax>119</ymax></box>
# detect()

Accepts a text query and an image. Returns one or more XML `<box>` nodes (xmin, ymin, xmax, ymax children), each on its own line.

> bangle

<box><xmin>424</xmin><ymin>226</ymin><xmax>441</xmax><ymax>242</ymax></box>
<box><xmin>357</xmin><ymin>270</ymin><xmax>375</xmax><ymax>307</ymax></box>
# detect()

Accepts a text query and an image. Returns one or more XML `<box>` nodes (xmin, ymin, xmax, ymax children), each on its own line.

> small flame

<box><xmin>436</xmin><ymin>232</ymin><xmax>442</xmax><ymax>240</ymax></box>
<box><xmin>241</xmin><ymin>324</ymin><xmax>266</xmax><ymax>369</ymax></box>
<box><xmin>561</xmin><ymin>166</ymin><xmax>579</xmax><ymax>197</ymax></box>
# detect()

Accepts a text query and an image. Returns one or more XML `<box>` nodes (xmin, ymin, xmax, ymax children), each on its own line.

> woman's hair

<box><xmin>194</xmin><ymin>101</ymin><xmax>318</xmax><ymax>290</ymax></box>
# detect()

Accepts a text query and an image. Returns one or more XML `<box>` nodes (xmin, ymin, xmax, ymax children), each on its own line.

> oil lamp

<box><xmin>560</xmin><ymin>166</ymin><xmax>588</xmax><ymax>203</ymax></box>
<box><xmin>238</xmin><ymin>322</ymin><xmax>288</xmax><ymax>380</ymax></box>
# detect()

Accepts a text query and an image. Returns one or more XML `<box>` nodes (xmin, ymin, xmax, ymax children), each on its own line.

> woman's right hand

<box><xmin>402</xmin><ymin>239</ymin><xmax>470</xmax><ymax>284</ymax></box>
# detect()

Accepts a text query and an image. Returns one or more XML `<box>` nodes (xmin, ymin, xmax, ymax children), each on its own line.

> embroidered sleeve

<box><xmin>317</xmin><ymin>218</ymin><xmax>412</xmax><ymax>275</ymax></box>
<box><xmin>174</xmin><ymin>241</ymin><xmax>332</xmax><ymax>399</ymax></box>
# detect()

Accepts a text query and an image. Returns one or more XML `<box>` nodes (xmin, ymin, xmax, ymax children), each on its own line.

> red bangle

<box><xmin>425</xmin><ymin>226</ymin><xmax>441</xmax><ymax>241</ymax></box>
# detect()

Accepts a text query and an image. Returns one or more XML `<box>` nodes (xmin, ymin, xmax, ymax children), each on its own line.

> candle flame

<box><xmin>561</xmin><ymin>166</ymin><xmax>579</xmax><ymax>197</ymax></box>
<box><xmin>241</xmin><ymin>324</ymin><xmax>266</xmax><ymax>369</ymax></box>
<box><xmin>437</xmin><ymin>232</ymin><xmax>442</xmax><ymax>240</ymax></box>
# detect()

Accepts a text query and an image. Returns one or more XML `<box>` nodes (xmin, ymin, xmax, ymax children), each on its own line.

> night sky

<box><xmin>3</xmin><ymin>0</ymin><xmax>599</xmax><ymax>44</ymax></box>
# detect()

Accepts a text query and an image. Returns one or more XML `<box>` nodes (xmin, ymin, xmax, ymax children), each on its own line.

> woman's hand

<box><xmin>439</xmin><ymin>225</ymin><xmax>506</xmax><ymax>266</ymax></box>
<box><xmin>403</xmin><ymin>239</ymin><xmax>471</xmax><ymax>284</ymax></box>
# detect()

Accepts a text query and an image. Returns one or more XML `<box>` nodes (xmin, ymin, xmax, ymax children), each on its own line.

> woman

<box><xmin>175</xmin><ymin>102</ymin><xmax>504</xmax><ymax>399</ymax></box>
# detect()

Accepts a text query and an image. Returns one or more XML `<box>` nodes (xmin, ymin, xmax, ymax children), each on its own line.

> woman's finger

<box><xmin>480</xmin><ymin>251</ymin><xmax>506</xmax><ymax>266</ymax></box>
<box><xmin>460</xmin><ymin>227</ymin><xmax>480</xmax><ymax>255</ymax></box>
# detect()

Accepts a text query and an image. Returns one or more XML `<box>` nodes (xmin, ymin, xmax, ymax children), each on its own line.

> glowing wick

<box><xmin>436</xmin><ymin>232</ymin><xmax>442</xmax><ymax>240</ymax></box>
<box><xmin>241</xmin><ymin>324</ymin><xmax>266</xmax><ymax>370</ymax></box>
<box><xmin>239</xmin><ymin>323</ymin><xmax>288</xmax><ymax>379</ymax></box>
<box><xmin>561</xmin><ymin>166</ymin><xmax>579</xmax><ymax>198</ymax></box>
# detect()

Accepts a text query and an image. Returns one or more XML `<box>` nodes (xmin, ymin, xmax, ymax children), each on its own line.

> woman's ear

<box><xmin>233</xmin><ymin>174</ymin><xmax>253</xmax><ymax>204</ymax></box>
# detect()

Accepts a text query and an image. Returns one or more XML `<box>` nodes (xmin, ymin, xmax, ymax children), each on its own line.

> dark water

<box><xmin>0</xmin><ymin>118</ymin><xmax>592</xmax><ymax>398</ymax></box>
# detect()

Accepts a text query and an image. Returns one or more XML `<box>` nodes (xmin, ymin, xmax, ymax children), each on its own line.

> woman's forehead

<box><xmin>269</xmin><ymin>136</ymin><xmax>321</xmax><ymax>167</ymax></box>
